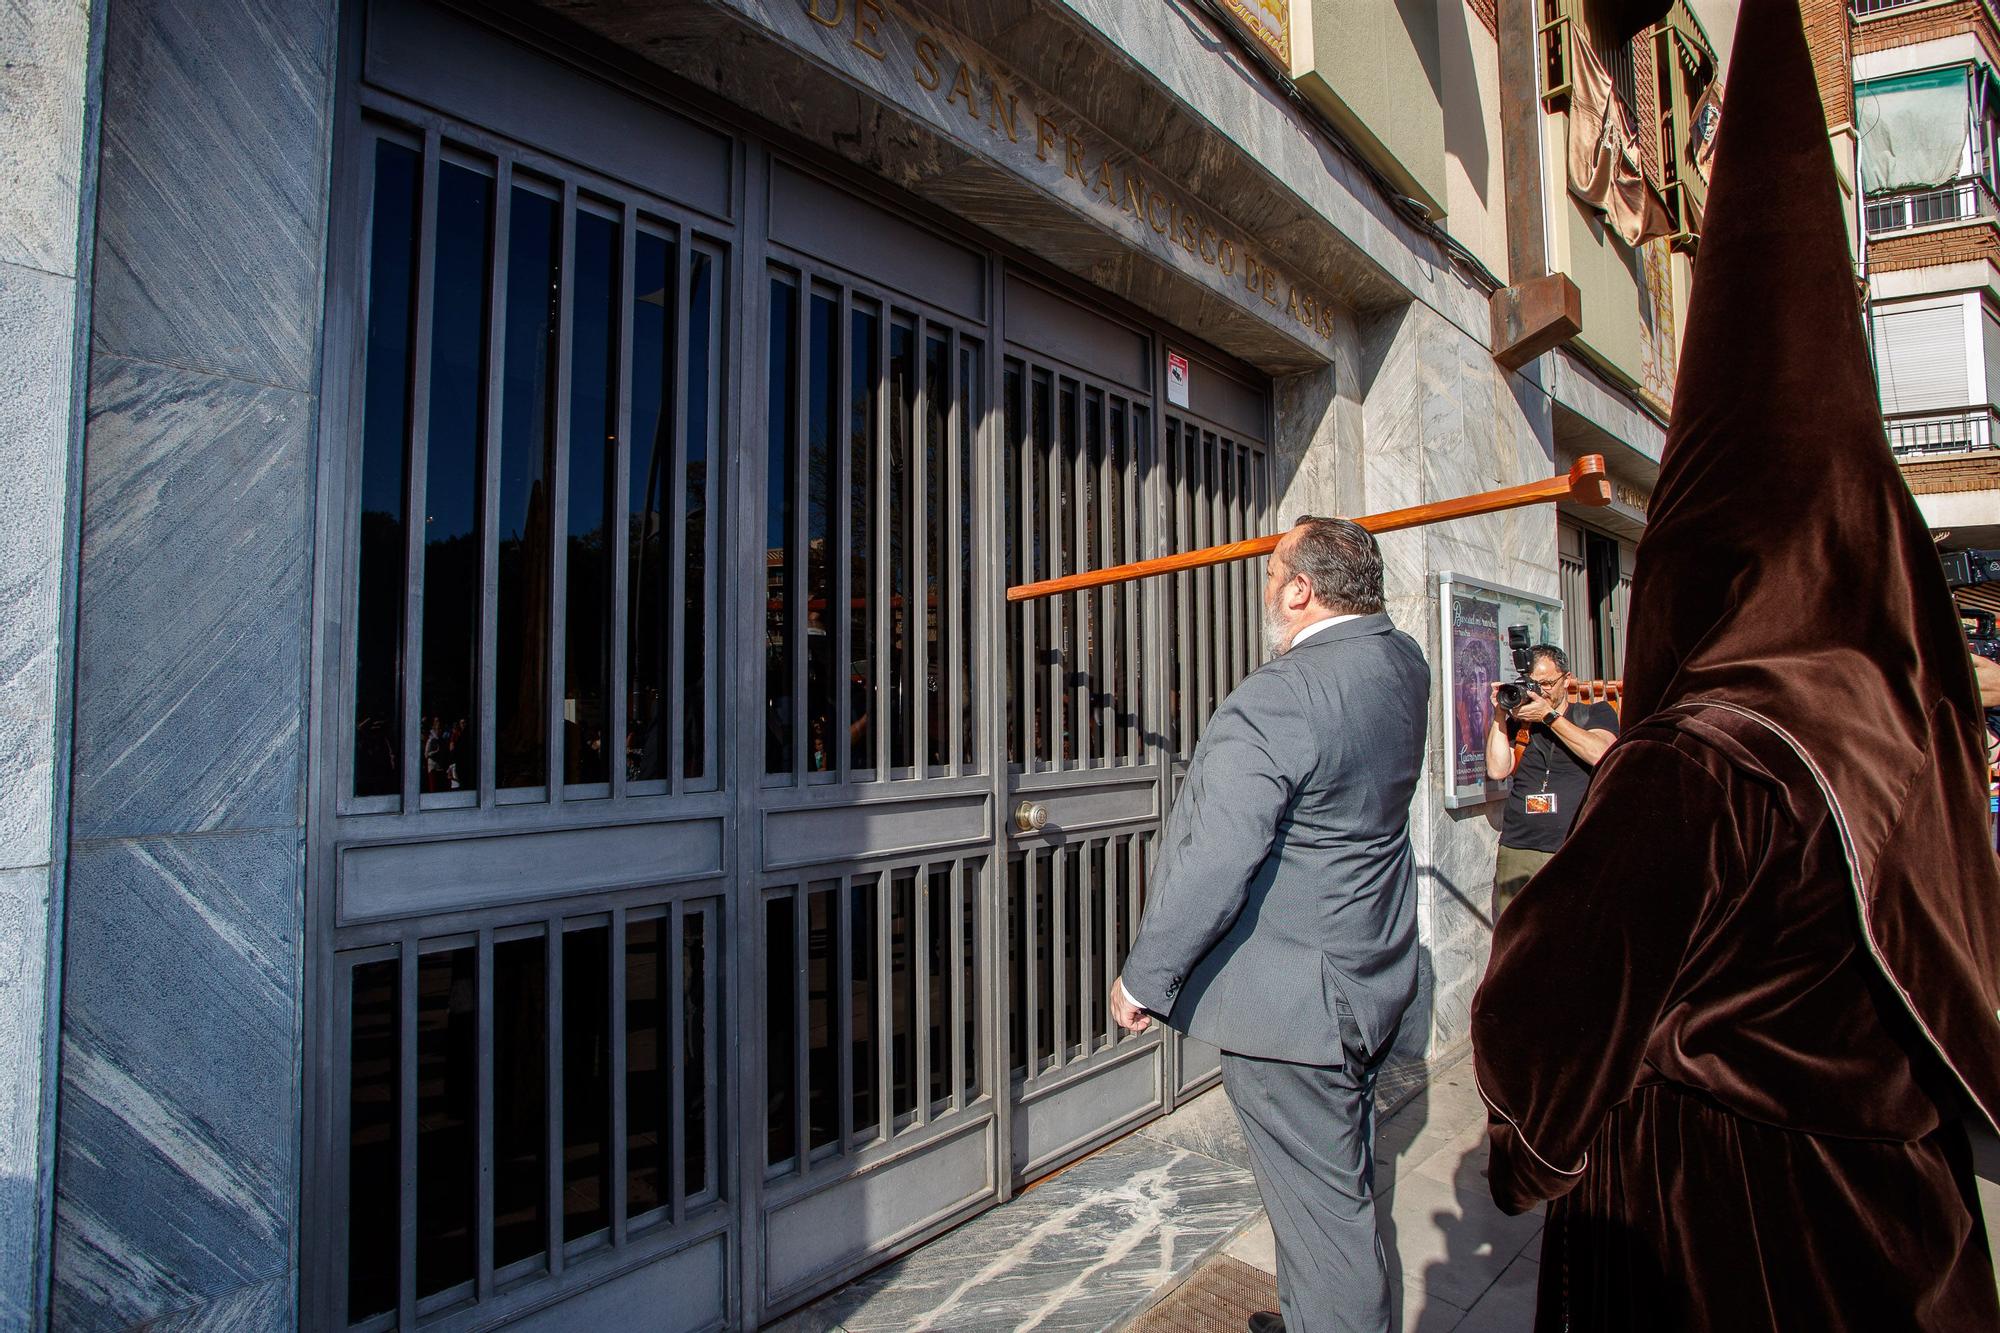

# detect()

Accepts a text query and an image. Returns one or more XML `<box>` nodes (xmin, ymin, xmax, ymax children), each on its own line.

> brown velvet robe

<box><xmin>1472</xmin><ymin>0</ymin><xmax>2000</xmax><ymax>1324</ymax></box>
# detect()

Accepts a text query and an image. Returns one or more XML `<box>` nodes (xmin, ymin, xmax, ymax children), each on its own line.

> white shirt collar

<box><xmin>1288</xmin><ymin>611</ymin><xmax>1365</xmax><ymax>651</ymax></box>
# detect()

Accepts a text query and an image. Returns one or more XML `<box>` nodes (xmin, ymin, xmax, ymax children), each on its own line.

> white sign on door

<box><xmin>1166</xmin><ymin>350</ymin><xmax>1190</xmax><ymax>408</ymax></box>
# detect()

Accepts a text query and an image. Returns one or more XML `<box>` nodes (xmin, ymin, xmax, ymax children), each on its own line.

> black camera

<box><xmin>1941</xmin><ymin>548</ymin><xmax>2000</xmax><ymax>589</ymax></box>
<box><xmin>1493</xmin><ymin>625</ymin><xmax>1537</xmax><ymax>713</ymax></box>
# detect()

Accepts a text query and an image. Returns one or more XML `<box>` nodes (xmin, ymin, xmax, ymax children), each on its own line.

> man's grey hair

<box><xmin>1287</xmin><ymin>516</ymin><xmax>1385</xmax><ymax>615</ymax></box>
<box><xmin>1529</xmin><ymin>643</ymin><xmax>1568</xmax><ymax>673</ymax></box>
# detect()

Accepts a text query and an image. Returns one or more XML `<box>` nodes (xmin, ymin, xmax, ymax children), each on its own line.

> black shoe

<box><xmin>1247</xmin><ymin>1314</ymin><xmax>1284</xmax><ymax>1333</ymax></box>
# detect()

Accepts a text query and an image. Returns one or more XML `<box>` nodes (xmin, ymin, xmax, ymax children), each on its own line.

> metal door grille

<box><xmin>1001</xmin><ymin>357</ymin><xmax>1149</xmax><ymax>771</ymax></box>
<box><xmin>325</xmin><ymin>98</ymin><xmax>734</xmax><ymax>1332</ymax></box>
<box><xmin>762</xmin><ymin>259</ymin><xmax>983</xmax><ymax>786</ymax></box>
<box><xmin>334</xmin><ymin>890</ymin><xmax>723</xmax><ymax>1331</ymax></box>
<box><xmin>760</xmin><ymin>856</ymin><xmax>985</xmax><ymax>1179</ymax></box>
<box><xmin>1007</xmin><ymin>831</ymin><xmax>1152</xmax><ymax>1084</ymax></box>
<box><xmin>341</xmin><ymin>113</ymin><xmax>725</xmax><ymax>818</ymax></box>
<box><xmin>1162</xmin><ymin>414</ymin><xmax>1270</xmax><ymax>757</ymax></box>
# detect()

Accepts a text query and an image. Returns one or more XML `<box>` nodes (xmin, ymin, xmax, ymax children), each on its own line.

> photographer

<box><xmin>1484</xmin><ymin>644</ymin><xmax>1619</xmax><ymax>916</ymax></box>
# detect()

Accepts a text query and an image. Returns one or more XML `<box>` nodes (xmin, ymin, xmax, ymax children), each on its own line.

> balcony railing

<box><xmin>1854</xmin><ymin>0</ymin><xmax>2000</xmax><ymax>23</ymax></box>
<box><xmin>1865</xmin><ymin>178</ymin><xmax>2000</xmax><ymax>235</ymax></box>
<box><xmin>1885</xmin><ymin>406</ymin><xmax>2000</xmax><ymax>456</ymax></box>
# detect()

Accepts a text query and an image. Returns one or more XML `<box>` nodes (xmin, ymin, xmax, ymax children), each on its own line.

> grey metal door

<box><xmin>308</xmin><ymin>40</ymin><xmax>741</xmax><ymax>1330</ymax></box>
<box><xmin>997</xmin><ymin>278</ymin><xmax>1275</xmax><ymax>1182</ymax></box>
<box><xmin>743</xmin><ymin>186</ymin><xmax>1001</xmax><ymax>1320</ymax></box>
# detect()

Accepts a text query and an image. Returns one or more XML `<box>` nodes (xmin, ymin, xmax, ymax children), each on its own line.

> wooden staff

<box><xmin>1006</xmin><ymin>455</ymin><xmax>1612</xmax><ymax>603</ymax></box>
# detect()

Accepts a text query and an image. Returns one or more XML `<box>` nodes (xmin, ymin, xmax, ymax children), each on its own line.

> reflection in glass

<box><xmin>566</xmin><ymin>210</ymin><xmax>620</xmax><ymax>786</ymax></box>
<box><xmin>354</xmin><ymin>141</ymin><xmax>420</xmax><ymax>799</ymax></box>
<box><xmin>959</xmin><ymin>343</ymin><xmax>979</xmax><ymax>770</ymax></box>
<box><xmin>498</xmin><ymin>186</ymin><xmax>559</xmax><ymax>789</ymax></box>
<box><xmin>683</xmin><ymin>907</ymin><xmax>709</xmax><ymax>1194</ymax></box>
<box><xmin>927</xmin><ymin>866</ymin><xmax>953</xmax><ymax>1109</ymax></box>
<box><xmin>850</xmin><ymin>876</ymin><xmax>879</xmax><ymax>1139</ymax></box>
<box><xmin>1083</xmin><ymin>389</ymin><xmax>1103</xmax><ymax>762</ymax></box>
<box><xmin>889</xmin><ymin>322</ymin><xmax>916</xmax><ymax>770</ymax></box>
<box><xmin>766</xmin><ymin>893</ymin><xmax>797</xmax><ymax>1167</ymax></box>
<box><xmin>891</xmin><ymin>869</ymin><xmax>917</xmax><ymax>1121</ymax></box>
<box><xmin>1063</xmin><ymin>847</ymin><xmax>1082</xmax><ymax>1055</ymax></box>
<box><xmin>627</xmin><ymin>232</ymin><xmax>677</xmax><ymax>785</ymax></box>
<box><xmin>962</xmin><ymin>863</ymin><xmax>978</xmax><ymax>1100</ymax></box>
<box><xmin>683</xmin><ymin>252</ymin><xmax>716</xmax><ymax>783</ymax></box>
<box><xmin>1003</xmin><ymin>364</ymin><xmax>1022</xmax><ymax>767</ymax></box>
<box><xmin>806</xmin><ymin>293</ymin><xmax>838</xmax><ymax>772</ymax></box>
<box><xmin>925</xmin><ymin>335</ymin><xmax>948</xmax><ymax>770</ymax></box>
<box><xmin>563</xmin><ymin>925</ymin><xmax>612</xmax><ymax>1240</ymax></box>
<box><xmin>766</xmin><ymin>278</ymin><xmax>798</xmax><ymax>775</ymax></box>
<box><xmin>347</xmin><ymin>960</ymin><xmax>399</xmax><ymax>1319</ymax></box>
<box><xmin>493</xmin><ymin>936</ymin><xmax>547</xmax><ymax>1268</ymax></box>
<box><xmin>1030</xmin><ymin>372</ymin><xmax>1053</xmax><ymax>766</ymax></box>
<box><xmin>1008</xmin><ymin>857</ymin><xmax>1025</xmax><ymax>1078</ymax></box>
<box><xmin>1058</xmin><ymin>382</ymin><xmax>1079</xmax><ymax>764</ymax></box>
<box><xmin>807</xmin><ymin>884</ymin><xmax>838</xmax><ymax>1152</ymax></box>
<box><xmin>847</xmin><ymin>303</ymin><xmax>879</xmax><ymax>771</ymax></box>
<box><xmin>420</xmin><ymin>161</ymin><xmax>491</xmax><ymax>795</ymax></box>
<box><xmin>625</xmin><ymin>915</ymin><xmax>668</xmax><ymax>1218</ymax></box>
<box><xmin>417</xmin><ymin>948</ymin><xmax>476</xmax><ymax>1297</ymax></box>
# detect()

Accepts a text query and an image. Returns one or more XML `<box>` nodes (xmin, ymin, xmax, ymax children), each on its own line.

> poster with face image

<box><xmin>1437</xmin><ymin>573</ymin><xmax>1564</xmax><ymax>808</ymax></box>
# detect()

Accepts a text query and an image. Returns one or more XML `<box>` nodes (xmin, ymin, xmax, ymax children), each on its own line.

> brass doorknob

<box><xmin>1015</xmin><ymin>800</ymin><xmax>1050</xmax><ymax>832</ymax></box>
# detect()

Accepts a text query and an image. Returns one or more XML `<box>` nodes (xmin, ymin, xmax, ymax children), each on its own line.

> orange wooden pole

<box><xmin>1005</xmin><ymin>455</ymin><xmax>1611</xmax><ymax>603</ymax></box>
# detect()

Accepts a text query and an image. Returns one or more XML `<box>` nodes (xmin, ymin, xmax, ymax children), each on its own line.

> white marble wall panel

<box><xmin>0</xmin><ymin>1</ymin><xmax>94</xmax><ymax>1327</ymax></box>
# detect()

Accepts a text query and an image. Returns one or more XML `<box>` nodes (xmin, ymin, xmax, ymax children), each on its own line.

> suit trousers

<box><xmin>1221</xmin><ymin>1007</ymin><xmax>1394</xmax><ymax>1333</ymax></box>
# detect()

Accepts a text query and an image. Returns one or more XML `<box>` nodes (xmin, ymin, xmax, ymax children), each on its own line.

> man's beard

<box><xmin>1262</xmin><ymin>592</ymin><xmax>1289</xmax><ymax>655</ymax></box>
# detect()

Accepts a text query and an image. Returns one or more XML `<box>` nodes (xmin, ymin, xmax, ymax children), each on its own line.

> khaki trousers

<box><xmin>1494</xmin><ymin>843</ymin><xmax>1555</xmax><ymax>919</ymax></box>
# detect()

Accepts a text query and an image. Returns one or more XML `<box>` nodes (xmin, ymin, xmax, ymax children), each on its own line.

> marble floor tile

<box><xmin>1382</xmin><ymin>1165</ymin><xmax>1545</xmax><ymax>1315</ymax></box>
<box><xmin>793</xmin><ymin>1133</ymin><xmax>1263</xmax><ymax>1331</ymax></box>
<box><xmin>1450</xmin><ymin>1254</ymin><xmax>1538</xmax><ymax>1333</ymax></box>
<box><xmin>1396</xmin><ymin>1278</ymin><xmax>1469</xmax><ymax>1333</ymax></box>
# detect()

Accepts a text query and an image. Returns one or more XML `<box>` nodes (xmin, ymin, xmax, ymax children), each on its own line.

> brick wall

<box><xmin>1803</xmin><ymin>0</ymin><xmax>1854</xmax><ymax>127</ymax></box>
<box><xmin>1851</xmin><ymin>0</ymin><xmax>2000</xmax><ymax>64</ymax></box>
<box><xmin>1868</xmin><ymin>221</ymin><xmax>2000</xmax><ymax>270</ymax></box>
<box><xmin>1469</xmin><ymin>0</ymin><xmax>1497</xmax><ymax>40</ymax></box>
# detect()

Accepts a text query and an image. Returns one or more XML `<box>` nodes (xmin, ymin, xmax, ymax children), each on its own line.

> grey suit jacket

<box><xmin>1121</xmin><ymin>613</ymin><xmax>1429</xmax><ymax>1066</ymax></box>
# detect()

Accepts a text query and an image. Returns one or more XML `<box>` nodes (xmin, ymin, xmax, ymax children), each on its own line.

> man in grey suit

<box><xmin>1109</xmin><ymin>516</ymin><xmax>1429</xmax><ymax>1333</ymax></box>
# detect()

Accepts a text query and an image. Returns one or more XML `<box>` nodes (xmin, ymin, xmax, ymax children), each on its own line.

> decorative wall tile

<box><xmin>88</xmin><ymin>0</ymin><xmax>334</xmax><ymax>390</ymax></box>
<box><xmin>51</xmin><ymin>829</ymin><xmax>299</xmax><ymax>1331</ymax></box>
<box><xmin>70</xmin><ymin>357</ymin><xmax>311</xmax><ymax>841</ymax></box>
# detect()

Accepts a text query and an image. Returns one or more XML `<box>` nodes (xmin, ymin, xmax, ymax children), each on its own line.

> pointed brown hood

<box><xmin>1617</xmin><ymin>0</ymin><xmax>2000</xmax><ymax>1128</ymax></box>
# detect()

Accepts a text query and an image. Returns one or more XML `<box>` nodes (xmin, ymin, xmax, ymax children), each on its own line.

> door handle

<box><xmin>1014</xmin><ymin>800</ymin><xmax>1050</xmax><ymax>833</ymax></box>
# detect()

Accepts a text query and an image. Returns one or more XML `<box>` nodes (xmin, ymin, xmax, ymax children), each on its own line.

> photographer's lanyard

<box><xmin>1524</xmin><ymin>714</ymin><xmax>1560</xmax><ymax>817</ymax></box>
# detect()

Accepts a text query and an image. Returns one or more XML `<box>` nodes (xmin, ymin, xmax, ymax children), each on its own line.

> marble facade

<box><xmin>4</xmin><ymin>0</ymin><xmax>1669</xmax><ymax>1326</ymax></box>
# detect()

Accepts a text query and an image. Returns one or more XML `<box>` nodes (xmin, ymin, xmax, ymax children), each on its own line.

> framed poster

<box><xmin>1437</xmin><ymin>572</ymin><xmax>1564</xmax><ymax>809</ymax></box>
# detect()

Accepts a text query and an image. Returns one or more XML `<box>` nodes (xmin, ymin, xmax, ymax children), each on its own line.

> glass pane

<box><xmin>1008</xmin><ymin>856</ymin><xmax>1026</xmax><ymax>1078</ymax></box>
<box><xmin>497</xmin><ymin>186</ymin><xmax>559</xmax><ymax>789</ymax></box>
<box><xmin>890</xmin><ymin>868</ymin><xmax>917</xmax><ymax>1121</ymax></box>
<box><xmin>627</xmin><ymin>232</ymin><xmax>676</xmax><ymax>784</ymax></box>
<box><xmin>682</xmin><ymin>906</ymin><xmax>710</xmax><ymax>1196</ymax></box>
<box><xmin>927</xmin><ymin>866</ymin><xmax>952</xmax><ymax>1110</ymax></box>
<box><xmin>850</xmin><ymin>876</ymin><xmax>879</xmax><ymax>1140</ymax></box>
<box><xmin>354</xmin><ymin>141</ymin><xmax>420</xmax><ymax>799</ymax></box>
<box><xmin>1063</xmin><ymin>847</ymin><xmax>1082</xmax><ymax>1056</ymax></box>
<box><xmin>962</xmin><ymin>863</ymin><xmax>978</xmax><ymax>1101</ymax></box>
<box><xmin>1058</xmin><ymin>382</ymin><xmax>1079</xmax><ymax>765</ymax></box>
<box><xmin>1034</xmin><ymin>852</ymin><xmax>1053</xmax><ymax>1069</ymax></box>
<box><xmin>959</xmin><ymin>343</ymin><xmax>978</xmax><ymax>771</ymax></box>
<box><xmin>766</xmin><ymin>893</ymin><xmax>797</xmax><ymax>1167</ymax></box>
<box><xmin>347</xmin><ymin>959</ymin><xmax>399</xmax><ymax>1319</ymax></box>
<box><xmin>1107</xmin><ymin>400</ymin><xmax>1126</xmax><ymax>765</ymax></box>
<box><xmin>806</xmin><ymin>292</ymin><xmax>839</xmax><ymax>773</ymax></box>
<box><xmin>683</xmin><ymin>251</ymin><xmax>716</xmax><ymax>784</ymax></box>
<box><xmin>807</xmin><ymin>883</ymin><xmax>838</xmax><ymax>1152</ymax></box>
<box><xmin>417</xmin><ymin>947</ymin><xmax>476</xmax><ymax>1298</ymax></box>
<box><xmin>493</xmin><ymin>936</ymin><xmax>547</xmax><ymax>1268</ymax></box>
<box><xmin>565</xmin><ymin>210</ymin><xmax>619</xmax><ymax>786</ymax></box>
<box><xmin>925</xmin><ymin>335</ymin><xmax>948</xmax><ymax>770</ymax></box>
<box><xmin>888</xmin><ymin>322</ymin><xmax>916</xmax><ymax>771</ymax></box>
<box><xmin>1003</xmin><ymin>363</ymin><xmax>1021</xmax><ymax>767</ymax></box>
<box><xmin>766</xmin><ymin>278</ymin><xmax>799</xmax><ymax>775</ymax></box>
<box><xmin>625</xmin><ymin>916</ymin><xmax>668</xmax><ymax>1218</ymax></box>
<box><xmin>846</xmin><ymin>302</ymin><xmax>879</xmax><ymax>772</ymax></box>
<box><xmin>1088</xmin><ymin>842</ymin><xmax>1107</xmax><ymax>1052</ymax></box>
<box><xmin>563</xmin><ymin>925</ymin><xmax>612</xmax><ymax>1241</ymax></box>
<box><xmin>1031</xmin><ymin>371</ymin><xmax>1053</xmax><ymax>767</ymax></box>
<box><xmin>1083</xmin><ymin>389</ymin><xmax>1103</xmax><ymax>763</ymax></box>
<box><xmin>420</xmin><ymin>161</ymin><xmax>491</xmax><ymax>795</ymax></box>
